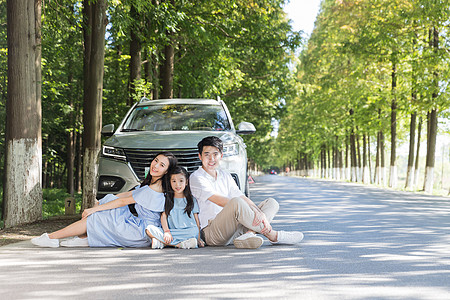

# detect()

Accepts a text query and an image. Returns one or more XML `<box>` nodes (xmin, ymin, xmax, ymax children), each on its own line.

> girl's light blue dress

<box><xmin>86</xmin><ymin>185</ymin><xmax>165</xmax><ymax>247</ymax></box>
<box><xmin>165</xmin><ymin>197</ymin><xmax>200</xmax><ymax>245</ymax></box>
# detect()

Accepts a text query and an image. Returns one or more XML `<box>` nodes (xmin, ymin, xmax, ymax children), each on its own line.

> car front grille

<box><xmin>124</xmin><ymin>148</ymin><xmax>201</xmax><ymax>180</ymax></box>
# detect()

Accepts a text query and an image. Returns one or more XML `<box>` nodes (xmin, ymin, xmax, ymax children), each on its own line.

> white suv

<box><xmin>97</xmin><ymin>98</ymin><xmax>256</xmax><ymax>199</ymax></box>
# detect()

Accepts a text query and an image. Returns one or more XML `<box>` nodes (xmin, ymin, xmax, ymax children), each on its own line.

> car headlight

<box><xmin>223</xmin><ymin>143</ymin><xmax>239</xmax><ymax>157</ymax></box>
<box><xmin>98</xmin><ymin>176</ymin><xmax>126</xmax><ymax>192</ymax></box>
<box><xmin>102</xmin><ymin>146</ymin><xmax>126</xmax><ymax>161</ymax></box>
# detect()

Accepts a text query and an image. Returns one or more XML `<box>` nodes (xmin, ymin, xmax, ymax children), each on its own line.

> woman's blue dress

<box><xmin>87</xmin><ymin>185</ymin><xmax>165</xmax><ymax>247</ymax></box>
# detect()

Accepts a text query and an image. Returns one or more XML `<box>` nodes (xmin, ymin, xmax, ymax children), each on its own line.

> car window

<box><xmin>121</xmin><ymin>104</ymin><xmax>231</xmax><ymax>131</ymax></box>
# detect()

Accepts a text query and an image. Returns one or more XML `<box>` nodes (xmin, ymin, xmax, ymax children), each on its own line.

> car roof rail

<box><xmin>139</xmin><ymin>96</ymin><xmax>151</xmax><ymax>103</ymax></box>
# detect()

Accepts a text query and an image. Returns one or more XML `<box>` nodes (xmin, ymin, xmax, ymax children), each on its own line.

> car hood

<box><xmin>104</xmin><ymin>131</ymin><xmax>240</xmax><ymax>149</ymax></box>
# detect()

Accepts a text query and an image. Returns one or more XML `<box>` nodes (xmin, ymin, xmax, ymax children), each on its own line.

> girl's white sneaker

<box><xmin>179</xmin><ymin>238</ymin><xmax>198</xmax><ymax>249</ymax></box>
<box><xmin>31</xmin><ymin>233</ymin><xmax>59</xmax><ymax>248</ymax></box>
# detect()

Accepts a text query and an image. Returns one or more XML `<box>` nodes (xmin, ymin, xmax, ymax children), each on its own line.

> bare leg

<box><xmin>48</xmin><ymin>218</ymin><xmax>88</xmax><ymax>239</ymax></box>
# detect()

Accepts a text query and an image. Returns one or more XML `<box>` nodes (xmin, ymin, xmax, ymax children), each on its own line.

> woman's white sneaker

<box><xmin>60</xmin><ymin>237</ymin><xmax>89</xmax><ymax>247</ymax></box>
<box><xmin>31</xmin><ymin>233</ymin><xmax>59</xmax><ymax>248</ymax></box>
<box><xmin>233</xmin><ymin>232</ymin><xmax>264</xmax><ymax>249</ymax></box>
<box><xmin>271</xmin><ymin>231</ymin><xmax>304</xmax><ymax>245</ymax></box>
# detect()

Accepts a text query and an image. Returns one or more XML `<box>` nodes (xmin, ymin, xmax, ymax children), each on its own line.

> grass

<box><xmin>0</xmin><ymin>188</ymin><xmax>82</xmax><ymax>226</ymax></box>
<box><xmin>42</xmin><ymin>189</ymin><xmax>82</xmax><ymax>219</ymax></box>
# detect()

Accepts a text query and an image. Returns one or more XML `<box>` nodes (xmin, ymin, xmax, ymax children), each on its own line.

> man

<box><xmin>190</xmin><ymin>136</ymin><xmax>304</xmax><ymax>249</ymax></box>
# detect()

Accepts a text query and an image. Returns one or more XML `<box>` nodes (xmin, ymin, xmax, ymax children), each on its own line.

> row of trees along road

<box><xmin>1</xmin><ymin>0</ymin><xmax>299</xmax><ymax>227</ymax></box>
<box><xmin>277</xmin><ymin>0</ymin><xmax>449</xmax><ymax>195</ymax></box>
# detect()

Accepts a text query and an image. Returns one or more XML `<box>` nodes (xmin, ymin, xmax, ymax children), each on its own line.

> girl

<box><xmin>31</xmin><ymin>152</ymin><xmax>177</xmax><ymax>248</ymax></box>
<box><xmin>146</xmin><ymin>166</ymin><xmax>204</xmax><ymax>249</ymax></box>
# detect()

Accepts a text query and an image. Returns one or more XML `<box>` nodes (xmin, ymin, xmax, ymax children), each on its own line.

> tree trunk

<box><xmin>424</xmin><ymin>27</ymin><xmax>439</xmax><ymax>193</ymax></box>
<box><xmin>367</xmin><ymin>135</ymin><xmax>372</xmax><ymax>183</ymax></box>
<box><xmin>67</xmin><ymin>104</ymin><xmax>75</xmax><ymax>196</ymax></box>
<box><xmin>144</xmin><ymin>49</ymin><xmax>153</xmax><ymax>100</ymax></box>
<box><xmin>414</xmin><ymin>117</ymin><xmax>422</xmax><ymax>188</ymax></box>
<box><xmin>362</xmin><ymin>134</ymin><xmax>370</xmax><ymax>184</ymax></box>
<box><xmin>4</xmin><ymin>0</ymin><xmax>42</xmax><ymax>227</ymax></box>
<box><xmin>66</xmin><ymin>47</ymin><xmax>75</xmax><ymax>196</ymax></box>
<box><xmin>350</xmin><ymin>129</ymin><xmax>357</xmax><ymax>182</ymax></box>
<box><xmin>375</xmin><ymin>130</ymin><xmax>385</xmax><ymax>185</ymax></box>
<box><xmin>82</xmin><ymin>0</ymin><xmax>107</xmax><ymax>210</ymax></box>
<box><xmin>389</xmin><ymin>61</ymin><xmax>398</xmax><ymax>188</ymax></box>
<box><xmin>424</xmin><ymin>110</ymin><xmax>437</xmax><ymax>193</ymax></box>
<box><xmin>160</xmin><ymin>41</ymin><xmax>174</xmax><ymax>99</ymax></box>
<box><xmin>405</xmin><ymin>112</ymin><xmax>417</xmax><ymax>189</ymax></box>
<box><xmin>345</xmin><ymin>136</ymin><xmax>350</xmax><ymax>180</ymax></box>
<box><xmin>128</xmin><ymin>4</ymin><xmax>141</xmax><ymax>105</ymax></box>
<box><xmin>152</xmin><ymin>52</ymin><xmax>159</xmax><ymax>100</ymax></box>
<box><xmin>356</xmin><ymin>133</ymin><xmax>362</xmax><ymax>182</ymax></box>
<box><xmin>76</xmin><ymin>125</ymin><xmax>83</xmax><ymax>193</ymax></box>
<box><xmin>380</xmin><ymin>130</ymin><xmax>386</xmax><ymax>185</ymax></box>
<box><xmin>35</xmin><ymin>0</ymin><xmax>42</xmax><ymax>183</ymax></box>
<box><xmin>327</xmin><ymin>147</ymin><xmax>331</xmax><ymax>178</ymax></box>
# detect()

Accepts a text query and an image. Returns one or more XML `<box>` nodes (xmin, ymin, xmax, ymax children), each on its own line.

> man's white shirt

<box><xmin>190</xmin><ymin>167</ymin><xmax>244</xmax><ymax>229</ymax></box>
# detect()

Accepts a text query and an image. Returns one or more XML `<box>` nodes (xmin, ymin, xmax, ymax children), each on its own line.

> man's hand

<box><xmin>260</xmin><ymin>219</ymin><xmax>272</xmax><ymax>235</ymax></box>
<box><xmin>250</xmin><ymin>206</ymin><xmax>272</xmax><ymax>234</ymax></box>
<box><xmin>251</xmin><ymin>205</ymin><xmax>264</xmax><ymax>226</ymax></box>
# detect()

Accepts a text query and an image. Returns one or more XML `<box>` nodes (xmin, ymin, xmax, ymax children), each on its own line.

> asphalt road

<box><xmin>1</xmin><ymin>175</ymin><xmax>450</xmax><ymax>299</ymax></box>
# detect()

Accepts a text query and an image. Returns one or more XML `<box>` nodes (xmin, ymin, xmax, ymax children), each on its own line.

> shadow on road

<box><xmin>1</xmin><ymin>175</ymin><xmax>449</xmax><ymax>299</ymax></box>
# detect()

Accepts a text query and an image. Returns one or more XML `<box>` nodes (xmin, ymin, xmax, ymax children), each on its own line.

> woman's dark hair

<box><xmin>165</xmin><ymin>166</ymin><xmax>195</xmax><ymax>218</ymax></box>
<box><xmin>140</xmin><ymin>152</ymin><xmax>177</xmax><ymax>195</ymax></box>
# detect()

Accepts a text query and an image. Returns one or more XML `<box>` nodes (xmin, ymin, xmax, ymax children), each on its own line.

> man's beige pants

<box><xmin>203</xmin><ymin>197</ymin><xmax>279</xmax><ymax>246</ymax></box>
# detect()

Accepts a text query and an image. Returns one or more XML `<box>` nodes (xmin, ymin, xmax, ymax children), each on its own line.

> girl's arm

<box><xmin>161</xmin><ymin>212</ymin><xmax>173</xmax><ymax>244</ymax></box>
<box><xmin>194</xmin><ymin>213</ymin><xmax>205</xmax><ymax>247</ymax></box>
<box><xmin>82</xmin><ymin>196</ymin><xmax>136</xmax><ymax>219</ymax></box>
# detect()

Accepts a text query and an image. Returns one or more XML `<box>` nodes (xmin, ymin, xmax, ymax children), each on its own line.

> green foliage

<box><xmin>104</xmin><ymin>0</ymin><xmax>302</xmax><ymax>164</ymax></box>
<box><xmin>276</xmin><ymin>0</ymin><xmax>450</xmax><ymax>169</ymax></box>
<box><xmin>2</xmin><ymin>0</ymin><xmax>300</xmax><ymax>207</ymax></box>
<box><xmin>42</xmin><ymin>189</ymin><xmax>82</xmax><ymax>219</ymax></box>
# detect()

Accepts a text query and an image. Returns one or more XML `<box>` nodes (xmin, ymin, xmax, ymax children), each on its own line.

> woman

<box><xmin>31</xmin><ymin>152</ymin><xmax>177</xmax><ymax>248</ymax></box>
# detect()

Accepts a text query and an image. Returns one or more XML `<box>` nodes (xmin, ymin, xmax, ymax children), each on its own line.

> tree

<box><xmin>4</xmin><ymin>0</ymin><xmax>42</xmax><ymax>227</ymax></box>
<box><xmin>82</xmin><ymin>0</ymin><xmax>107</xmax><ymax>210</ymax></box>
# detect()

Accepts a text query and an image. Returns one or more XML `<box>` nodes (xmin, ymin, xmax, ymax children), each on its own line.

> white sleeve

<box><xmin>190</xmin><ymin>173</ymin><xmax>216</xmax><ymax>205</ymax></box>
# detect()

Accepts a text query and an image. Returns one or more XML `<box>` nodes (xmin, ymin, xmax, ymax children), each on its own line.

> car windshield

<box><xmin>121</xmin><ymin>104</ymin><xmax>231</xmax><ymax>131</ymax></box>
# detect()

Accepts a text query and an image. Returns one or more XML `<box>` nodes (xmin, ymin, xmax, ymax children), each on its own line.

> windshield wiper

<box><xmin>121</xmin><ymin>128</ymin><xmax>144</xmax><ymax>132</ymax></box>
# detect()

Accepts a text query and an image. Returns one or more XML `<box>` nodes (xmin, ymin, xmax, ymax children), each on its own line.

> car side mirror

<box><xmin>236</xmin><ymin>122</ymin><xmax>256</xmax><ymax>135</ymax></box>
<box><xmin>101</xmin><ymin>124</ymin><xmax>115</xmax><ymax>137</ymax></box>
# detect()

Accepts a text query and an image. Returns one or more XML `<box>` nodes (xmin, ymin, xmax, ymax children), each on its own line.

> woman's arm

<box><xmin>161</xmin><ymin>212</ymin><xmax>173</xmax><ymax>244</ymax></box>
<box><xmin>194</xmin><ymin>213</ymin><xmax>205</xmax><ymax>247</ymax></box>
<box><xmin>116</xmin><ymin>190</ymin><xmax>133</xmax><ymax>198</ymax></box>
<box><xmin>82</xmin><ymin>196</ymin><xmax>136</xmax><ymax>219</ymax></box>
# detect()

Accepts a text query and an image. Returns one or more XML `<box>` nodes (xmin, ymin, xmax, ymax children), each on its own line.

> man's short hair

<box><xmin>197</xmin><ymin>136</ymin><xmax>223</xmax><ymax>154</ymax></box>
